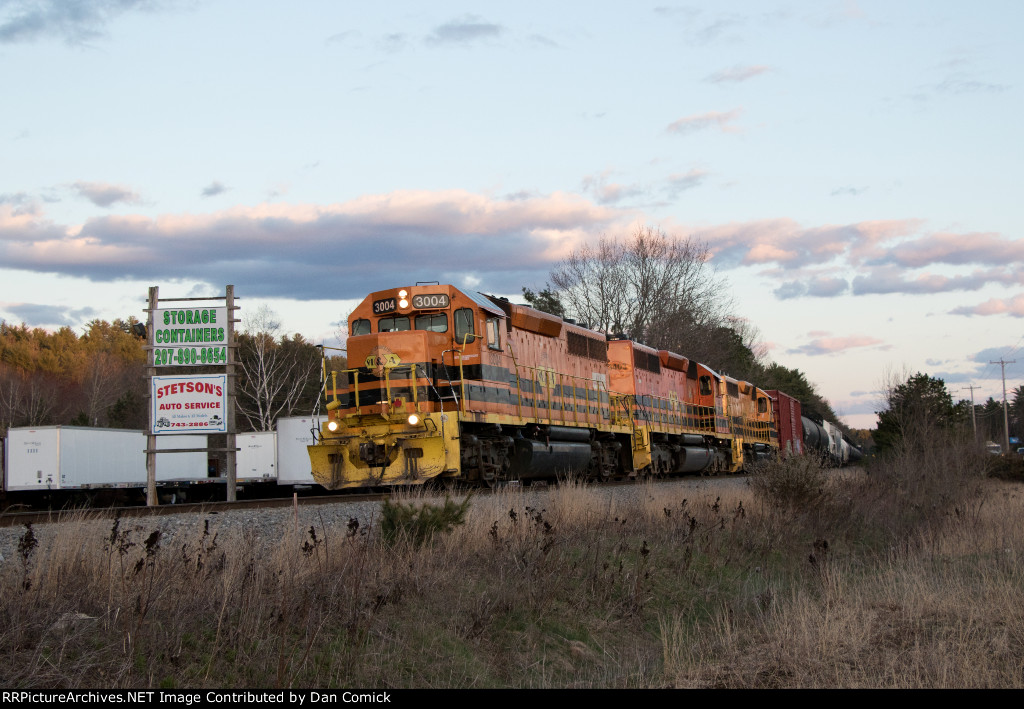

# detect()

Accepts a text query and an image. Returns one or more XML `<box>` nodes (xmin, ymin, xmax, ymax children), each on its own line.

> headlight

<box><xmin>327</xmin><ymin>420</ymin><xmax>339</xmax><ymax>432</ymax></box>
<box><xmin>399</xmin><ymin>299</ymin><xmax>409</xmax><ymax>308</ymax></box>
<box><xmin>407</xmin><ymin>414</ymin><xmax>420</xmax><ymax>426</ymax></box>
<box><xmin>398</xmin><ymin>289</ymin><xmax>408</xmax><ymax>298</ymax></box>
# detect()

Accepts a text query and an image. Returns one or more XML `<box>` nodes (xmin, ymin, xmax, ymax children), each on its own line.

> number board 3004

<box><xmin>412</xmin><ymin>293</ymin><xmax>450</xmax><ymax>309</ymax></box>
<box><xmin>373</xmin><ymin>298</ymin><xmax>397</xmax><ymax>314</ymax></box>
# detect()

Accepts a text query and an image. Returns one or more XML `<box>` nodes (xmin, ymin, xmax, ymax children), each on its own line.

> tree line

<box><xmin>0</xmin><ymin>315</ymin><xmax>342</xmax><ymax>437</ymax></box>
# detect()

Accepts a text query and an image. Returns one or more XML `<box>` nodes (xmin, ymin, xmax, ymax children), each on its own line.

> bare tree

<box><xmin>548</xmin><ymin>225</ymin><xmax>749</xmax><ymax>372</ymax></box>
<box><xmin>551</xmin><ymin>236</ymin><xmax>630</xmax><ymax>334</ymax></box>
<box><xmin>236</xmin><ymin>305</ymin><xmax>320</xmax><ymax>431</ymax></box>
<box><xmin>80</xmin><ymin>351</ymin><xmax>123</xmax><ymax>426</ymax></box>
<box><xmin>0</xmin><ymin>365</ymin><xmax>21</xmax><ymax>435</ymax></box>
<box><xmin>21</xmin><ymin>372</ymin><xmax>64</xmax><ymax>426</ymax></box>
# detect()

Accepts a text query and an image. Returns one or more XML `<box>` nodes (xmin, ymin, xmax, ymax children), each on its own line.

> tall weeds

<box><xmin>0</xmin><ymin>443</ymin><xmax>1019</xmax><ymax>688</ymax></box>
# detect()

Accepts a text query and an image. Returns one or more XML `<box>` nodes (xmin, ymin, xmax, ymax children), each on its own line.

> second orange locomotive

<box><xmin>308</xmin><ymin>283</ymin><xmax>777</xmax><ymax>489</ymax></box>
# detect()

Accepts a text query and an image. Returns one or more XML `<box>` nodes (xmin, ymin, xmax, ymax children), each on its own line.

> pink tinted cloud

<box><xmin>0</xmin><ymin>189</ymin><xmax>629</xmax><ymax>299</ymax></box>
<box><xmin>666</xmin><ymin>109</ymin><xmax>743</xmax><ymax>135</ymax></box>
<box><xmin>951</xmin><ymin>294</ymin><xmax>1024</xmax><ymax>318</ymax></box>
<box><xmin>705</xmin><ymin>65</ymin><xmax>771</xmax><ymax>83</ymax></box>
<box><xmin>581</xmin><ymin>171</ymin><xmax>645</xmax><ymax>205</ymax></box>
<box><xmin>875</xmin><ymin>231</ymin><xmax>1024</xmax><ymax>268</ymax></box>
<box><xmin>687</xmin><ymin>217</ymin><xmax>1024</xmax><ymax>299</ymax></box>
<box><xmin>697</xmin><ymin>218</ymin><xmax>889</xmax><ymax>267</ymax></box>
<box><xmin>788</xmin><ymin>335</ymin><xmax>888</xmax><ymax>356</ymax></box>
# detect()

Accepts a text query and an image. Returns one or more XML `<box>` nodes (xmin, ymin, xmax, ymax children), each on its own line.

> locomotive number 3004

<box><xmin>373</xmin><ymin>298</ymin><xmax>397</xmax><ymax>314</ymax></box>
<box><xmin>412</xmin><ymin>293</ymin><xmax>450</xmax><ymax>309</ymax></box>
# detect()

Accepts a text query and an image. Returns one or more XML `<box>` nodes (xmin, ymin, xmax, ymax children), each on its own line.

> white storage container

<box><xmin>155</xmin><ymin>434</ymin><xmax>209</xmax><ymax>482</ymax></box>
<box><xmin>275</xmin><ymin>416</ymin><xmax>318</xmax><ymax>486</ymax></box>
<box><xmin>6</xmin><ymin>427</ymin><xmax>144</xmax><ymax>491</ymax></box>
<box><xmin>236</xmin><ymin>431</ymin><xmax>277</xmax><ymax>482</ymax></box>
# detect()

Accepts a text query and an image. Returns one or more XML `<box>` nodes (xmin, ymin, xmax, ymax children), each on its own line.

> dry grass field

<box><xmin>1</xmin><ymin>442</ymin><xmax>1021</xmax><ymax>688</ymax></box>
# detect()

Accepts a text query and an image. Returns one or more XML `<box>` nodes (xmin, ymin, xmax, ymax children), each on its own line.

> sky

<box><xmin>1</xmin><ymin>0</ymin><xmax>1022</xmax><ymax>430</ymax></box>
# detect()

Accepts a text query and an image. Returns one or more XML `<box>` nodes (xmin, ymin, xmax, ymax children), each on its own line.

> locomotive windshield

<box><xmin>351</xmin><ymin>319</ymin><xmax>370</xmax><ymax>335</ymax></box>
<box><xmin>455</xmin><ymin>308</ymin><xmax>476</xmax><ymax>343</ymax></box>
<box><xmin>379</xmin><ymin>316</ymin><xmax>410</xmax><ymax>332</ymax></box>
<box><xmin>415</xmin><ymin>314</ymin><xmax>448</xmax><ymax>332</ymax></box>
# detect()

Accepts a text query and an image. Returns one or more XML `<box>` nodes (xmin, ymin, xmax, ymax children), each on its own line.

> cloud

<box><xmin>851</xmin><ymin>266</ymin><xmax>1024</xmax><ymax>296</ymax></box>
<box><xmin>0</xmin><ymin>0</ymin><xmax>173</xmax><ymax>45</ymax></box>
<box><xmin>951</xmin><ymin>294</ymin><xmax>1024</xmax><ymax>318</ymax></box>
<box><xmin>870</xmin><ymin>231</ymin><xmax>1024</xmax><ymax>269</ymax></box>
<box><xmin>831</xmin><ymin>186</ymin><xmax>867</xmax><ymax>197</ymax></box>
<box><xmin>666</xmin><ymin>109</ymin><xmax>742</xmax><ymax>136</ymax></box>
<box><xmin>581</xmin><ymin>171</ymin><xmax>644</xmax><ymax>205</ymax></box>
<box><xmin>528</xmin><ymin>34</ymin><xmax>559</xmax><ymax>49</ymax></box>
<box><xmin>0</xmin><ymin>302</ymin><xmax>98</xmax><ymax>328</ymax></box>
<box><xmin>71</xmin><ymin>181</ymin><xmax>142</xmax><ymax>208</ymax></box>
<box><xmin>683</xmin><ymin>217</ymin><xmax>1024</xmax><ymax>299</ymax></box>
<box><xmin>704</xmin><ymin>65</ymin><xmax>771</xmax><ymax>84</ymax></box>
<box><xmin>772</xmin><ymin>282</ymin><xmax>805</xmax><ymax>299</ymax></box>
<box><xmin>665</xmin><ymin>170</ymin><xmax>709</xmax><ymax>196</ymax></box>
<box><xmin>426</xmin><ymin>16</ymin><xmax>503</xmax><ymax>45</ymax></box>
<box><xmin>969</xmin><ymin>346</ymin><xmax>1019</xmax><ymax>365</ymax></box>
<box><xmin>0</xmin><ymin>192</ymin><xmax>42</xmax><ymax>217</ymax></box>
<box><xmin>697</xmin><ymin>218</ymin><xmax>901</xmax><ymax>268</ymax></box>
<box><xmin>774</xmin><ymin>276</ymin><xmax>849</xmax><ymax>299</ymax></box>
<box><xmin>693</xmin><ymin>15</ymin><xmax>746</xmax><ymax>44</ymax></box>
<box><xmin>933</xmin><ymin>78</ymin><xmax>1010</xmax><ymax>95</ymax></box>
<box><xmin>379</xmin><ymin>33</ymin><xmax>407</xmax><ymax>52</ymax></box>
<box><xmin>923</xmin><ymin>370</ymin><xmax>977</xmax><ymax>385</ymax></box>
<box><xmin>787</xmin><ymin>335</ymin><xmax>888</xmax><ymax>357</ymax></box>
<box><xmin>0</xmin><ymin>190</ymin><xmax>626</xmax><ymax>300</ymax></box>
<box><xmin>325</xmin><ymin>30</ymin><xmax>358</xmax><ymax>46</ymax></box>
<box><xmin>201</xmin><ymin>181</ymin><xmax>228</xmax><ymax>198</ymax></box>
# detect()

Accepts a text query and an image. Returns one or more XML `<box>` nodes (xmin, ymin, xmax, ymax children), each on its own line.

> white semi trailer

<box><xmin>4</xmin><ymin>426</ymin><xmax>207</xmax><ymax>491</ymax></box>
<box><xmin>275</xmin><ymin>416</ymin><xmax>319</xmax><ymax>486</ymax></box>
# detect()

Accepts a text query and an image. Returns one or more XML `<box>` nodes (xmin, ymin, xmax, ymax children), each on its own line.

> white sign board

<box><xmin>151</xmin><ymin>374</ymin><xmax>228</xmax><ymax>434</ymax></box>
<box><xmin>152</xmin><ymin>306</ymin><xmax>228</xmax><ymax>367</ymax></box>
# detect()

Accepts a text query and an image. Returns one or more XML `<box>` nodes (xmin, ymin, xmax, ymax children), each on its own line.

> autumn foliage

<box><xmin>0</xmin><ymin>319</ymin><xmax>148</xmax><ymax>434</ymax></box>
<box><xmin>0</xmin><ymin>314</ymin><xmax>332</xmax><ymax>436</ymax></box>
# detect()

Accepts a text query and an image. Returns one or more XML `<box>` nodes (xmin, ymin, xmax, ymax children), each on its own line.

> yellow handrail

<box><xmin>506</xmin><ymin>341</ymin><xmax>524</xmax><ymax>420</ymax></box>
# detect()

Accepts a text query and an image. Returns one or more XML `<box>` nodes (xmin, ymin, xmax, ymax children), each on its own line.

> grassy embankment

<box><xmin>1</xmin><ymin>441</ymin><xmax>1022</xmax><ymax>688</ymax></box>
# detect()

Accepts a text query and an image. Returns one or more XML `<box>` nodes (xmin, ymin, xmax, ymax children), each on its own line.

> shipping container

<box><xmin>4</xmin><ymin>426</ymin><xmax>207</xmax><ymax>491</ymax></box>
<box><xmin>276</xmin><ymin>416</ymin><xmax>319</xmax><ymax>486</ymax></box>
<box><xmin>766</xmin><ymin>391</ymin><xmax>803</xmax><ymax>458</ymax></box>
<box><xmin>236</xmin><ymin>431</ymin><xmax>277</xmax><ymax>482</ymax></box>
<box><xmin>154</xmin><ymin>434</ymin><xmax>210</xmax><ymax>482</ymax></box>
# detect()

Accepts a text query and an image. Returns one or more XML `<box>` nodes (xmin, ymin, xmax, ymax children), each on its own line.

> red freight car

<box><xmin>766</xmin><ymin>390</ymin><xmax>803</xmax><ymax>458</ymax></box>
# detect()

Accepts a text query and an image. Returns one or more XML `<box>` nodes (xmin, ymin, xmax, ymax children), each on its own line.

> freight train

<box><xmin>307</xmin><ymin>283</ymin><xmax>860</xmax><ymax>490</ymax></box>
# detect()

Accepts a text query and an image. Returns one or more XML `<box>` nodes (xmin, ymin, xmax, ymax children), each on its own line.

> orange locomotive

<box><xmin>307</xmin><ymin>283</ymin><xmax>777</xmax><ymax>489</ymax></box>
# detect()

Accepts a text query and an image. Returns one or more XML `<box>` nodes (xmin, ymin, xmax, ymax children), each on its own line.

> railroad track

<box><xmin>0</xmin><ymin>492</ymin><xmax>387</xmax><ymax>528</ymax></box>
<box><xmin>0</xmin><ymin>475</ymin><xmax>739</xmax><ymax>528</ymax></box>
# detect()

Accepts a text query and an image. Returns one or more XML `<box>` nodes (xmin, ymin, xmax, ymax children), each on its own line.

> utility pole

<box><xmin>961</xmin><ymin>384</ymin><xmax>979</xmax><ymax>442</ymax></box>
<box><xmin>990</xmin><ymin>359</ymin><xmax>1015</xmax><ymax>454</ymax></box>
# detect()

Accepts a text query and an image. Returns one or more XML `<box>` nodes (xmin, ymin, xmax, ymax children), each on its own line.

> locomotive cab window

<box><xmin>699</xmin><ymin>376</ymin><xmax>713</xmax><ymax>396</ymax></box>
<box><xmin>379</xmin><ymin>316</ymin><xmax>410</xmax><ymax>332</ymax></box>
<box><xmin>758</xmin><ymin>397</ymin><xmax>768</xmax><ymax>414</ymax></box>
<box><xmin>454</xmin><ymin>308</ymin><xmax>476</xmax><ymax>343</ymax></box>
<box><xmin>415</xmin><ymin>313</ymin><xmax>448</xmax><ymax>333</ymax></box>
<box><xmin>351</xmin><ymin>319</ymin><xmax>371</xmax><ymax>336</ymax></box>
<box><xmin>486</xmin><ymin>316</ymin><xmax>502</xmax><ymax>350</ymax></box>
